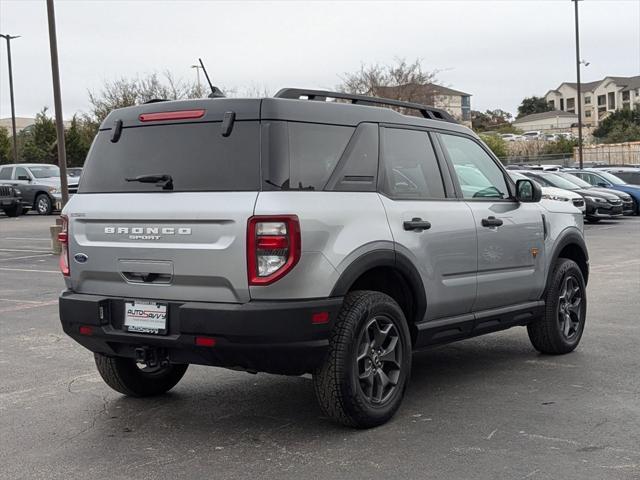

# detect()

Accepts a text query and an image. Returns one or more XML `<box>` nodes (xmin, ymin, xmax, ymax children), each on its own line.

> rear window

<box><xmin>79</xmin><ymin>122</ymin><xmax>261</xmax><ymax>193</ymax></box>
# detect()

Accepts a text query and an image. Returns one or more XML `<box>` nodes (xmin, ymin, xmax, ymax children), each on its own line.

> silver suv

<box><xmin>58</xmin><ymin>89</ymin><xmax>589</xmax><ymax>428</ymax></box>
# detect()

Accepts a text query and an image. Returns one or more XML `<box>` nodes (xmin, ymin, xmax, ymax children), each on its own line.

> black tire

<box><xmin>94</xmin><ymin>353</ymin><xmax>188</xmax><ymax>397</ymax></box>
<box><xmin>313</xmin><ymin>291</ymin><xmax>412</xmax><ymax>428</ymax></box>
<box><xmin>528</xmin><ymin>259</ymin><xmax>587</xmax><ymax>355</ymax></box>
<box><xmin>585</xmin><ymin>217</ymin><xmax>600</xmax><ymax>223</ymax></box>
<box><xmin>35</xmin><ymin>194</ymin><xmax>53</xmax><ymax>215</ymax></box>
<box><xmin>3</xmin><ymin>204</ymin><xmax>22</xmax><ymax>217</ymax></box>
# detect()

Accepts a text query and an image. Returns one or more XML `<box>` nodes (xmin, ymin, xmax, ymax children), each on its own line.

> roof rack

<box><xmin>274</xmin><ymin>88</ymin><xmax>457</xmax><ymax>123</ymax></box>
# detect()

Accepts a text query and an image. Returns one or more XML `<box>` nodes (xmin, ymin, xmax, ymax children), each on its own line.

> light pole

<box><xmin>0</xmin><ymin>33</ymin><xmax>20</xmax><ymax>163</ymax></box>
<box><xmin>572</xmin><ymin>0</ymin><xmax>584</xmax><ymax>169</ymax></box>
<box><xmin>191</xmin><ymin>64</ymin><xmax>203</xmax><ymax>91</ymax></box>
<box><xmin>46</xmin><ymin>0</ymin><xmax>69</xmax><ymax>207</ymax></box>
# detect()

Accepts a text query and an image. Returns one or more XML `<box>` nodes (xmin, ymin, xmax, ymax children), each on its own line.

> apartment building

<box><xmin>544</xmin><ymin>75</ymin><xmax>640</xmax><ymax>127</ymax></box>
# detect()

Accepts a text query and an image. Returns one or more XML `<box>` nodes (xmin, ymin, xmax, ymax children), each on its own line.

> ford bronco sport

<box><xmin>58</xmin><ymin>89</ymin><xmax>589</xmax><ymax>428</ymax></box>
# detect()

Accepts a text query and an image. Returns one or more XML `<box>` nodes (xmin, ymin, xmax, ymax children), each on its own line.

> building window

<box><xmin>585</xmin><ymin>110</ymin><xmax>592</xmax><ymax>118</ymax></box>
<box><xmin>622</xmin><ymin>91</ymin><xmax>630</xmax><ymax>102</ymax></box>
<box><xmin>560</xmin><ymin>98</ymin><xmax>565</xmax><ymax>110</ymax></box>
<box><xmin>597</xmin><ymin>95</ymin><xmax>606</xmax><ymax>106</ymax></box>
<box><xmin>566</xmin><ymin>98</ymin><xmax>575</xmax><ymax>112</ymax></box>
<box><xmin>548</xmin><ymin>100</ymin><xmax>555</xmax><ymax>109</ymax></box>
<box><xmin>608</xmin><ymin>92</ymin><xmax>616</xmax><ymax>110</ymax></box>
<box><xmin>584</xmin><ymin>96</ymin><xmax>591</xmax><ymax>105</ymax></box>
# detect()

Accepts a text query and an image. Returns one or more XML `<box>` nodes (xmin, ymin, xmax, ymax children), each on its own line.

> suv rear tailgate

<box><xmin>66</xmin><ymin>192</ymin><xmax>256</xmax><ymax>303</ymax></box>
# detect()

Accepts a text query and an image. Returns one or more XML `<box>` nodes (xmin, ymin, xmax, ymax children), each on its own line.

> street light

<box><xmin>190</xmin><ymin>64</ymin><xmax>203</xmax><ymax>90</ymax></box>
<box><xmin>0</xmin><ymin>33</ymin><xmax>20</xmax><ymax>163</ymax></box>
<box><xmin>572</xmin><ymin>0</ymin><xmax>584</xmax><ymax>169</ymax></box>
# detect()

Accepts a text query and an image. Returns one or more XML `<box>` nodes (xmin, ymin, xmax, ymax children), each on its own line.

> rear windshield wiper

<box><xmin>125</xmin><ymin>174</ymin><xmax>173</xmax><ymax>190</ymax></box>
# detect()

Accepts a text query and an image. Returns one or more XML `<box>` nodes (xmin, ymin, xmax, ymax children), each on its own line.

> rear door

<box><xmin>437</xmin><ymin>133</ymin><xmax>546</xmax><ymax>311</ymax></box>
<box><xmin>378</xmin><ymin>126</ymin><xmax>477</xmax><ymax>321</ymax></box>
<box><xmin>65</xmin><ymin>103</ymin><xmax>262</xmax><ymax>303</ymax></box>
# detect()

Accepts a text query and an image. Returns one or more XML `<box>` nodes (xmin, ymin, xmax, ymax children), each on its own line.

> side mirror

<box><xmin>597</xmin><ymin>182</ymin><xmax>608</xmax><ymax>187</ymax></box>
<box><xmin>18</xmin><ymin>175</ymin><xmax>30</xmax><ymax>181</ymax></box>
<box><xmin>516</xmin><ymin>179</ymin><xmax>541</xmax><ymax>203</ymax></box>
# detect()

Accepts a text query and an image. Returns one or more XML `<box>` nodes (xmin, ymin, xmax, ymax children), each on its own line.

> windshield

<box><xmin>536</xmin><ymin>173</ymin><xmax>582</xmax><ymax>190</ymax></box>
<box><xmin>556</xmin><ymin>172</ymin><xmax>592</xmax><ymax>188</ymax></box>
<box><xmin>29</xmin><ymin>166</ymin><xmax>60</xmax><ymax>178</ymax></box>
<box><xmin>595</xmin><ymin>171</ymin><xmax>627</xmax><ymax>185</ymax></box>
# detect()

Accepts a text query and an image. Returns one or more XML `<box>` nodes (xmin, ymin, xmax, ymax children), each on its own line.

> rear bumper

<box><xmin>59</xmin><ymin>291</ymin><xmax>343</xmax><ymax>375</ymax></box>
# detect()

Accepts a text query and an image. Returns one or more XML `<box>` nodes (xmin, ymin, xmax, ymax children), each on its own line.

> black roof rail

<box><xmin>274</xmin><ymin>88</ymin><xmax>457</xmax><ymax>123</ymax></box>
<box><xmin>143</xmin><ymin>98</ymin><xmax>169</xmax><ymax>104</ymax></box>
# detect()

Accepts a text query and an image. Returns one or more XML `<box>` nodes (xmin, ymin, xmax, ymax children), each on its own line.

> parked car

<box><xmin>0</xmin><ymin>163</ymin><xmax>79</xmax><ymax>215</ymax></box>
<box><xmin>58</xmin><ymin>89</ymin><xmax>589</xmax><ymax>428</ymax></box>
<box><xmin>564</xmin><ymin>169</ymin><xmax>640</xmax><ymax>215</ymax></box>
<box><xmin>500</xmin><ymin>133</ymin><xmax>522</xmax><ymax>142</ymax></box>
<box><xmin>556</xmin><ymin>171</ymin><xmax>635</xmax><ymax>215</ymax></box>
<box><xmin>522</xmin><ymin>131</ymin><xmax>542</xmax><ymax>141</ymax></box>
<box><xmin>542</xmin><ymin>133</ymin><xmax>559</xmax><ymax>142</ymax></box>
<box><xmin>509</xmin><ymin>172</ymin><xmax>585</xmax><ymax>214</ymax></box>
<box><xmin>67</xmin><ymin>167</ymin><xmax>83</xmax><ymax>178</ymax></box>
<box><xmin>527</xmin><ymin>164</ymin><xmax>563</xmax><ymax>171</ymax></box>
<box><xmin>555</xmin><ymin>132</ymin><xmax>575</xmax><ymax>141</ymax></box>
<box><xmin>595</xmin><ymin>167</ymin><xmax>640</xmax><ymax>185</ymax></box>
<box><xmin>0</xmin><ymin>183</ymin><xmax>26</xmax><ymax>217</ymax></box>
<box><xmin>519</xmin><ymin>170</ymin><xmax>623</xmax><ymax>222</ymax></box>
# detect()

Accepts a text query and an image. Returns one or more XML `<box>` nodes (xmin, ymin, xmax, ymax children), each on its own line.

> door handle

<box><xmin>481</xmin><ymin>216</ymin><xmax>503</xmax><ymax>228</ymax></box>
<box><xmin>403</xmin><ymin>218</ymin><xmax>431</xmax><ymax>231</ymax></box>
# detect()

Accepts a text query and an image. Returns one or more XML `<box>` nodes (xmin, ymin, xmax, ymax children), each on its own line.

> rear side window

<box><xmin>263</xmin><ymin>122</ymin><xmax>354</xmax><ymax>191</ymax></box>
<box><xmin>0</xmin><ymin>167</ymin><xmax>11</xmax><ymax>180</ymax></box>
<box><xmin>79</xmin><ymin>122</ymin><xmax>261</xmax><ymax>193</ymax></box>
<box><xmin>380</xmin><ymin>127</ymin><xmax>446</xmax><ymax>200</ymax></box>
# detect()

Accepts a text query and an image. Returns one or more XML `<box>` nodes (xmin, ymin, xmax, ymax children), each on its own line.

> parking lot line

<box><xmin>0</xmin><ymin>299</ymin><xmax>59</xmax><ymax>314</ymax></box>
<box><xmin>0</xmin><ymin>253</ymin><xmax>54</xmax><ymax>262</ymax></box>
<box><xmin>0</xmin><ymin>267</ymin><xmax>59</xmax><ymax>274</ymax></box>
<box><xmin>0</xmin><ymin>248</ymin><xmax>52</xmax><ymax>253</ymax></box>
<box><xmin>3</xmin><ymin>237</ymin><xmax>51</xmax><ymax>241</ymax></box>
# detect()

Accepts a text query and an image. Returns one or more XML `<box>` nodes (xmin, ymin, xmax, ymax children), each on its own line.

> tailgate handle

<box><xmin>122</xmin><ymin>271</ymin><xmax>172</xmax><ymax>284</ymax></box>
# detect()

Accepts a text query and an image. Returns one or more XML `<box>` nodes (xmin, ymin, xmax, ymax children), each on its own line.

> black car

<box><xmin>520</xmin><ymin>171</ymin><xmax>624</xmax><ymax>223</ymax></box>
<box><xmin>557</xmin><ymin>171</ymin><xmax>636</xmax><ymax>215</ymax></box>
<box><xmin>0</xmin><ymin>183</ymin><xmax>25</xmax><ymax>217</ymax></box>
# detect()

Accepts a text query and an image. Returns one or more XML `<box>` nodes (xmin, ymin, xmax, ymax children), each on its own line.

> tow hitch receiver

<box><xmin>134</xmin><ymin>347</ymin><xmax>169</xmax><ymax>368</ymax></box>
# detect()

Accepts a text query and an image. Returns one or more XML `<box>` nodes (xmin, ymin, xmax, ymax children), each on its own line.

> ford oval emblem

<box><xmin>74</xmin><ymin>253</ymin><xmax>89</xmax><ymax>264</ymax></box>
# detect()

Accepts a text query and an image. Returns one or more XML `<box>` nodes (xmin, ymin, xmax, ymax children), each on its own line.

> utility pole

<box><xmin>191</xmin><ymin>64</ymin><xmax>203</xmax><ymax>90</ymax></box>
<box><xmin>0</xmin><ymin>33</ymin><xmax>20</xmax><ymax>162</ymax></box>
<box><xmin>46</xmin><ymin>0</ymin><xmax>69</xmax><ymax>207</ymax></box>
<box><xmin>573</xmin><ymin>0</ymin><xmax>584</xmax><ymax>169</ymax></box>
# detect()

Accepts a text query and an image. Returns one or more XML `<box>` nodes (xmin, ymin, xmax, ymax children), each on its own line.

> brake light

<box><xmin>138</xmin><ymin>109</ymin><xmax>205</xmax><ymax>122</ymax></box>
<box><xmin>59</xmin><ymin>215</ymin><xmax>70</xmax><ymax>276</ymax></box>
<box><xmin>247</xmin><ymin>215</ymin><xmax>301</xmax><ymax>286</ymax></box>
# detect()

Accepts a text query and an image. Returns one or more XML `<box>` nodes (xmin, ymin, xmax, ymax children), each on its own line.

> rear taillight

<box><xmin>59</xmin><ymin>215</ymin><xmax>70</xmax><ymax>276</ymax></box>
<box><xmin>247</xmin><ymin>215</ymin><xmax>301</xmax><ymax>286</ymax></box>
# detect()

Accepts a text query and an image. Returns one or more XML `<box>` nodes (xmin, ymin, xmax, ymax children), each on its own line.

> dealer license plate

<box><xmin>124</xmin><ymin>300</ymin><xmax>168</xmax><ymax>335</ymax></box>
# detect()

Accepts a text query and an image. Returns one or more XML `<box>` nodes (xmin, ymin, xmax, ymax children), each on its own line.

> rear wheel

<box><xmin>313</xmin><ymin>291</ymin><xmax>411</xmax><ymax>428</ymax></box>
<box><xmin>585</xmin><ymin>217</ymin><xmax>600</xmax><ymax>223</ymax></box>
<box><xmin>528</xmin><ymin>259</ymin><xmax>586</xmax><ymax>355</ymax></box>
<box><xmin>3</xmin><ymin>205</ymin><xmax>22</xmax><ymax>217</ymax></box>
<box><xmin>94</xmin><ymin>353</ymin><xmax>188</xmax><ymax>397</ymax></box>
<box><xmin>35</xmin><ymin>194</ymin><xmax>53</xmax><ymax>215</ymax></box>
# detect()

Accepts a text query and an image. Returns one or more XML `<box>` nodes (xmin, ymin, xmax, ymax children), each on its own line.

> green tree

<box><xmin>21</xmin><ymin>108</ymin><xmax>57</xmax><ymax>163</ymax></box>
<box><xmin>65</xmin><ymin>115</ymin><xmax>93</xmax><ymax>167</ymax></box>
<box><xmin>479</xmin><ymin>133</ymin><xmax>508</xmax><ymax>158</ymax></box>
<box><xmin>472</xmin><ymin>109</ymin><xmax>514</xmax><ymax>132</ymax></box>
<box><xmin>0</xmin><ymin>127</ymin><xmax>11</xmax><ymax>164</ymax></box>
<box><xmin>517</xmin><ymin>96</ymin><xmax>553</xmax><ymax>119</ymax></box>
<box><xmin>592</xmin><ymin>105</ymin><xmax>640</xmax><ymax>143</ymax></box>
<box><xmin>542</xmin><ymin>137</ymin><xmax>578</xmax><ymax>155</ymax></box>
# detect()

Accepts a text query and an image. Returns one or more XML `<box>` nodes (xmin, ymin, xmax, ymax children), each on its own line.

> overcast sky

<box><xmin>1</xmin><ymin>0</ymin><xmax>639</xmax><ymax>119</ymax></box>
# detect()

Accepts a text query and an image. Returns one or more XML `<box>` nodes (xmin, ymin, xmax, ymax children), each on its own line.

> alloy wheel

<box><xmin>356</xmin><ymin>316</ymin><xmax>403</xmax><ymax>405</ymax></box>
<box><xmin>558</xmin><ymin>275</ymin><xmax>583</xmax><ymax>340</ymax></box>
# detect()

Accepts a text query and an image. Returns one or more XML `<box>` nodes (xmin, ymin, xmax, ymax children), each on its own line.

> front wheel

<box><xmin>94</xmin><ymin>353</ymin><xmax>188</xmax><ymax>397</ymax></box>
<box><xmin>35</xmin><ymin>194</ymin><xmax>53</xmax><ymax>215</ymax></box>
<box><xmin>585</xmin><ymin>217</ymin><xmax>600</xmax><ymax>224</ymax></box>
<box><xmin>528</xmin><ymin>259</ymin><xmax>587</xmax><ymax>355</ymax></box>
<box><xmin>313</xmin><ymin>291</ymin><xmax>412</xmax><ymax>428</ymax></box>
<box><xmin>3</xmin><ymin>205</ymin><xmax>22</xmax><ymax>217</ymax></box>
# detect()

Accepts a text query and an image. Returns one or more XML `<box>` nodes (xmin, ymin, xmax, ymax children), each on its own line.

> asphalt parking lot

<box><xmin>1</xmin><ymin>213</ymin><xmax>639</xmax><ymax>480</ymax></box>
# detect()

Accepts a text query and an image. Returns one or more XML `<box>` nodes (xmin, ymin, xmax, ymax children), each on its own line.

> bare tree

<box><xmin>338</xmin><ymin>58</ymin><xmax>442</xmax><ymax>114</ymax></box>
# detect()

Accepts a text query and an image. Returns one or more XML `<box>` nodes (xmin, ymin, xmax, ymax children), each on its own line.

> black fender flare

<box><xmin>546</xmin><ymin>228</ymin><xmax>589</xmax><ymax>291</ymax></box>
<box><xmin>330</xmin><ymin>249</ymin><xmax>427</xmax><ymax>325</ymax></box>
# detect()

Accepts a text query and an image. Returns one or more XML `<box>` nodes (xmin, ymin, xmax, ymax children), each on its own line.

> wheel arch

<box><xmin>547</xmin><ymin>229</ymin><xmax>589</xmax><ymax>290</ymax></box>
<box><xmin>330</xmin><ymin>249</ymin><xmax>427</xmax><ymax>344</ymax></box>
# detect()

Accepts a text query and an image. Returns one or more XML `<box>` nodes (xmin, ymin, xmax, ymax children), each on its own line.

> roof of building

<box><xmin>513</xmin><ymin>110</ymin><xmax>578</xmax><ymax>124</ymax></box>
<box><xmin>375</xmin><ymin>83</ymin><xmax>471</xmax><ymax>99</ymax></box>
<box><xmin>547</xmin><ymin>75</ymin><xmax>640</xmax><ymax>95</ymax></box>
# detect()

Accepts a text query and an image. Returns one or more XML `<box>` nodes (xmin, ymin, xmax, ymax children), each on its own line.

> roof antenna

<box><xmin>199</xmin><ymin>58</ymin><xmax>225</xmax><ymax>98</ymax></box>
